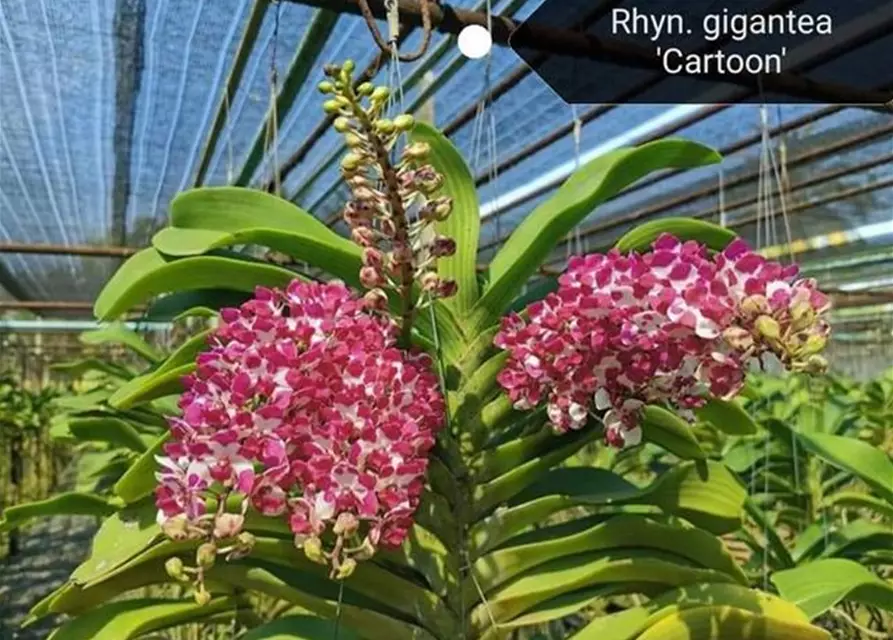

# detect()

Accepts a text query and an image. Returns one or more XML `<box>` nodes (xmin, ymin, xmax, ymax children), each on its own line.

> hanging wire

<box><xmin>224</xmin><ymin>81</ymin><xmax>235</xmax><ymax>184</ymax></box>
<box><xmin>563</xmin><ymin>105</ymin><xmax>584</xmax><ymax>264</ymax></box>
<box><xmin>263</xmin><ymin>0</ymin><xmax>283</xmax><ymax>196</ymax></box>
<box><xmin>717</xmin><ymin>164</ymin><xmax>726</xmax><ymax>227</ymax></box>
<box><xmin>471</xmin><ymin>1</ymin><xmax>502</xmax><ymax>246</ymax></box>
<box><xmin>358</xmin><ymin>0</ymin><xmax>433</xmax><ymax>62</ymax></box>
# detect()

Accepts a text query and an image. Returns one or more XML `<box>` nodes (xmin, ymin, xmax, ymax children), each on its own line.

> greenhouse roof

<box><xmin>0</xmin><ymin>0</ymin><xmax>891</xmax><ymax>336</ymax></box>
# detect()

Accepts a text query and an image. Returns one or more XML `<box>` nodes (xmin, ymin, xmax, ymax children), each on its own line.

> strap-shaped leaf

<box><xmin>67</xmin><ymin>417</ymin><xmax>148</xmax><ymax>452</ymax></box>
<box><xmin>695</xmin><ymin>398</ymin><xmax>759</xmax><ymax>436</ymax></box>
<box><xmin>471</xmin><ymin>139</ymin><xmax>720</xmax><ymax>334</ymax></box>
<box><xmin>161</xmin><ymin>186</ymin><xmax>467</xmax><ymax>359</ymax></box>
<box><xmin>472</xmin><ymin>427</ymin><xmax>602</xmax><ymax>518</ymax></box>
<box><xmin>80</xmin><ymin>323</ymin><xmax>164</xmax><ymax>363</ymax></box>
<box><xmin>823</xmin><ymin>491</ymin><xmax>893</xmax><ymax>520</ymax></box>
<box><xmin>613</xmin><ymin>217</ymin><xmax>736</xmax><ymax>254</ymax></box>
<box><xmin>409</xmin><ymin>123</ymin><xmax>480</xmax><ymax>316</ymax></box>
<box><xmin>150</xmin><ymin>328</ymin><xmax>212</xmax><ymax>377</ymax></box>
<box><xmin>108</xmin><ymin>364</ymin><xmax>194</xmax><ymax>410</ymax></box>
<box><xmin>145</xmin><ymin>289</ymin><xmax>252</xmax><ymax>320</ymax></box>
<box><xmin>240</xmin><ymin>614</ymin><xmax>364</xmax><ymax>640</ymax></box>
<box><xmin>70</xmin><ymin>500</ymin><xmax>163</xmax><ymax>586</ymax></box>
<box><xmin>570</xmin><ymin>583</ymin><xmax>811</xmax><ymax>640</ymax></box>
<box><xmin>50</xmin><ymin>358</ymin><xmax>134</xmax><ymax>380</ymax></box>
<box><xmin>214</xmin><ymin>566</ymin><xmax>430</xmax><ymax>640</ymax></box>
<box><xmin>792</xmin><ymin>519</ymin><xmax>893</xmax><ymax>564</ymax></box>
<box><xmin>471</xmin><ymin>514</ymin><xmax>746</xmax><ymax>598</ymax></box>
<box><xmin>797</xmin><ymin>431</ymin><xmax>893</xmax><ymax>505</ymax></box>
<box><xmin>94</xmin><ymin>248</ymin><xmax>296</xmax><ymax>321</ymax></box>
<box><xmin>47</xmin><ymin>596</ymin><xmax>242</xmax><ymax>640</ymax></box>
<box><xmin>640</xmin><ymin>405</ymin><xmax>706</xmax><ymax>460</ymax></box>
<box><xmin>0</xmin><ymin>493</ymin><xmax>118</xmax><ymax>533</ymax></box>
<box><xmin>468</xmin><ymin>549</ymin><xmax>738</xmax><ymax>632</ymax></box>
<box><xmin>773</xmin><ymin>558</ymin><xmax>893</xmax><ymax>619</ymax></box>
<box><xmin>471</xmin><ymin>461</ymin><xmax>745</xmax><ymax>556</ymax></box>
<box><xmin>633</xmin><ymin>604</ymin><xmax>830</xmax><ymax>640</ymax></box>
<box><xmin>113</xmin><ymin>434</ymin><xmax>170</xmax><ymax>504</ymax></box>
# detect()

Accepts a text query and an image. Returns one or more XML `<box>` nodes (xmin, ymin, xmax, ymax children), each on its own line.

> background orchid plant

<box><xmin>5</xmin><ymin>60</ymin><xmax>890</xmax><ymax>640</ymax></box>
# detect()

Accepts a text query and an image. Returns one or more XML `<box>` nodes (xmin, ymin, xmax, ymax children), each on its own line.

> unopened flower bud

<box><xmin>415</xmin><ymin>165</ymin><xmax>444</xmax><ymax>194</ymax></box>
<box><xmin>754</xmin><ymin>315</ymin><xmax>781</xmax><ymax>340</ymax></box>
<box><xmin>740</xmin><ymin>295</ymin><xmax>769</xmax><ymax>317</ymax></box>
<box><xmin>335</xmin><ymin>557</ymin><xmax>357</xmax><ymax>580</ymax></box>
<box><xmin>353</xmin><ymin>186</ymin><xmax>377</xmax><ymax>202</ymax></box>
<box><xmin>333</xmin><ymin>117</ymin><xmax>351</xmax><ymax>133</ymax></box>
<box><xmin>362</xmin><ymin>247</ymin><xmax>383</xmax><ymax>269</ymax></box>
<box><xmin>318</xmin><ymin>81</ymin><xmax>335</xmax><ymax>94</ymax></box>
<box><xmin>348</xmin><ymin>175</ymin><xmax>370</xmax><ymax>188</ymax></box>
<box><xmin>161</xmin><ymin>514</ymin><xmax>190</xmax><ymax>541</ymax></box>
<box><xmin>437</xmin><ymin>279</ymin><xmax>458</xmax><ymax>298</ymax></box>
<box><xmin>194</xmin><ymin>585</ymin><xmax>212</xmax><ymax>606</ymax></box>
<box><xmin>431</xmin><ymin>236</ymin><xmax>457</xmax><ymax>258</ymax></box>
<box><xmin>236</xmin><ymin>531</ymin><xmax>256</xmax><ymax>550</ymax></box>
<box><xmin>213</xmin><ymin>512</ymin><xmax>244</xmax><ymax>540</ymax></box>
<box><xmin>371</xmin><ymin>86</ymin><xmax>390</xmax><ymax>102</ymax></box>
<box><xmin>164</xmin><ymin>557</ymin><xmax>188</xmax><ymax>581</ymax></box>
<box><xmin>402</xmin><ymin>142</ymin><xmax>430</xmax><ymax>160</ymax></box>
<box><xmin>343</xmin><ymin>202</ymin><xmax>368</xmax><ymax>227</ymax></box>
<box><xmin>344</xmin><ymin>132</ymin><xmax>365</xmax><ymax>148</ymax></box>
<box><xmin>722</xmin><ymin>326</ymin><xmax>753</xmax><ymax>351</ymax></box>
<box><xmin>196</xmin><ymin>542</ymin><xmax>217</xmax><ymax>570</ymax></box>
<box><xmin>363</xmin><ymin>289</ymin><xmax>388</xmax><ymax>312</ymax></box>
<box><xmin>374</xmin><ymin>119</ymin><xmax>395</xmax><ymax>135</ymax></box>
<box><xmin>323</xmin><ymin>99</ymin><xmax>342</xmax><ymax>115</ymax></box>
<box><xmin>302</xmin><ymin>536</ymin><xmax>327</xmax><ymax>565</ymax></box>
<box><xmin>333</xmin><ymin>512</ymin><xmax>359</xmax><ymax>537</ymax></box>
<box><xmin>357</xmin><ymin>82</ymin><xmax>374</xmax><ymax>96</ymax></box>
<box><xmin>341</xmin><ymin>152</ymin><xmax>363</xmax><ymax>172</ymax></box>
<box><xmin>339</xmin><ymin>60</ymin><xmax>355</xmax><ymax>85</ymax></box>
<box><xmin>789</xmin><ymin>300</ymin><xmax>815</xmax><ymax>332</ymax></box>
<box><xmin>803</xmin><ymin>354</ymin><xmax>828</xmax><ymax>374</ymax></box>
<box><xmin>379</xmin><ymin>218</ymin><xmax>397</xmax><ymax>239</ymax></box>
<box><xmin>420</xmin><ymin>271</ymin><xmax>440</xmax><ymax>292</ymax></box>
<box><xmin>394</xmin><ymin>114</ymin><xmax>415</xmax><ymax>131</ymax></box>
<box><xmin>360</xmin><ymin>266</ymin><xmax>385</xmax><ymax>288</ymax></box>
<box><xmin>431</xmin><ymin>197</ymin><xmax>453</xmax><ymax>221</ymax></box>
<box><xmin>801</xmin><ymin>333</ymin><xmax>827</xmax><ymax>356</ymax></box>
<box><xmin>353</xmin><ymin>536</ymin><xmax>376</xmax><ymax>561</ymax></box>
<box><xmin>350</xmin><ymin>226</ymin><xmax>375</xmax><ymax>247</ymax></box>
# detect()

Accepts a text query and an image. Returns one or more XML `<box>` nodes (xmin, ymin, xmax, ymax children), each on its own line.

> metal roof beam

<box><xmin>0</xmin><ymin>242</ymin><xmax>138</xmax><ymax>258</ymax></box>
<box><xmin>286</xmin><ymin>0</ymin><xmax>893</xmax><ymax>107</ymax></box>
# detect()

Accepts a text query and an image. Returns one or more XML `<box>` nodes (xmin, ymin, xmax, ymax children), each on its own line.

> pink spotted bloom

<box><xmin>494</xmin><ymin>234</ymin><xmax>830</xmax><ymax>447</ymax></box>
<box><xmin>155</xmin><ymin>280</ymin><xmax>444</xmax><ymax>567</ymax></box>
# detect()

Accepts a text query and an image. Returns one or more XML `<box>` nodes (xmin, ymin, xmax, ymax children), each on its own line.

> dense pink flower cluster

<box><xmin>495</xmin><ymin>234</ymin><xmax>830</xmax><ymax>447</ymax></box>
<box><xmin>155</xmin><ymin>280</ymin><xmax>444</xmax><ymax>568</ymax></box>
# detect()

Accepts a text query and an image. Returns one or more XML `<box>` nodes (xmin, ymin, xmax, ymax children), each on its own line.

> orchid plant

<box><xmin>17</xmin><ymin>61</ymin><xmax>856</xmax><ymax>640</ymax></box>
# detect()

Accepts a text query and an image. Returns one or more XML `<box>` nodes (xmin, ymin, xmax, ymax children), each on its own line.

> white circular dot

<box><xmin>457</xmin><ymin>24</ymin><xmax>492</xmax><ymax>59</ymax></box>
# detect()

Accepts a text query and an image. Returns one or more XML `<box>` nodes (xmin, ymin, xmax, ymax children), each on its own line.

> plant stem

<box><xmin>347</xmin><ymin>90</ymin><xmax>416</xmax><ymax>347</ymax></box>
